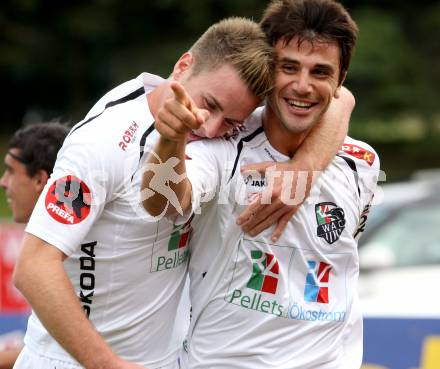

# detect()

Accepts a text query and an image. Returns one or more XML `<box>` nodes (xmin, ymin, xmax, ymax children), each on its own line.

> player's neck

<box><xmin>262</xmin><ymin>107</ymin><xmax>308</xmax><ymax>158</ymax></box>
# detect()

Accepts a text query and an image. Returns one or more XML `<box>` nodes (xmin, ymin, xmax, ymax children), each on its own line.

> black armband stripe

<box><xmin>337</xmin><ymin>154</ymin><xmax>361</xmax><ymax>197</ymax></box>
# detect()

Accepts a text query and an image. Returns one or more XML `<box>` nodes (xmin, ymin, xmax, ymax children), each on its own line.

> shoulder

<box><xmin>239</xmin><ymin>106</ymin><xmax>265</xmax><ymax>139</ymax></box>
<box><xmin>86</xmin><ymin>75</ymin><xmax>146</xmax><ymax>117</ymax></box>
<box><xmin>337</xmin><ymin>137</ymin><xmax>380</xmax><ymax>173</ymax></box>
<box><xmin>185</xmin><ymin>136</ymin><xmax>234</xmax><ymax>162</ymax></box>
<box><xmin>69</xmin><ymin>75</ymin><xmax>147</xmax><ymax>137</ymax></box>
<box><xmin>334</xmin><ymin>137</ymin><xmax>380</xmax><ymax>206</ymax></box>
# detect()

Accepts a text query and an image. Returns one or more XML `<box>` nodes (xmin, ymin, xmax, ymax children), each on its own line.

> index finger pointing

<box><xmin>170</xmin><ymin>82</ymin><xmax>191</xmax><ymax>108</ymax></box>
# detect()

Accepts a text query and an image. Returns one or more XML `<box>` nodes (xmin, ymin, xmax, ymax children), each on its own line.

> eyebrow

<box><xmin>278</xmin><ymin>56</ymin><xmax>298</xmax><ymax>63</ymax></box>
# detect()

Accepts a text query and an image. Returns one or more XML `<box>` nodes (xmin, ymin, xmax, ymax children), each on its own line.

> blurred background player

<box><xmin>0</xmin><ymin>122</ymin><xmax>69</xmax><ymax>369</ymax></box>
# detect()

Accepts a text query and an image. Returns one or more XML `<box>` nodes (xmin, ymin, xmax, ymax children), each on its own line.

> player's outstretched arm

<box><xmin>238</xmin><ymin>87</ymin><xmax>355</xmax><ymax>241</ymax></box>
<box><xmin>141</xmin><ymin>82</ymin><xmax>208</xmax><ymax>217</ymax></box>
<box><xmin>13</xmin><ymin>234</ymin><xmax>146</xmax><ymax>369</ymax></box>
<box><xmin>0</xmin><ymin>349</ymin><xmax>21</xmax><ymax>369</ymax></box>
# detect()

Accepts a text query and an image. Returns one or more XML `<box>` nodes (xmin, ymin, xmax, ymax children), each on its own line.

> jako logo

<box><xmin>304</xmin><ymin>260</ymin><xmax>332</xmax><ymax>304</ymax></box>
<box><xmin>247</xmin><ymin>250</ymin><xmax>279</xmax><ymax>294</ymax></box>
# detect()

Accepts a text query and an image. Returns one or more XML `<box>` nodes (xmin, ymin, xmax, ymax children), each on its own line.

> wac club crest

<box><xmin>315</xmin><ymin>202</ymin><xmax>346</xmax><ymax>245</ymax></box>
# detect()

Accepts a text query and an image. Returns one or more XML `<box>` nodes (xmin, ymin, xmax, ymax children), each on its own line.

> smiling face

<box><xmin>0</xmin><ymin>149</ymin><xmax>45</xmax><ymax>223</ymax></box>
<box><xmin>267</xmin><ymin>36</ymin><xmax>343</xmax><ymax>135</ymax></box>
<box><xmin>171</xmin><ymin>53</ymin><xmax>261</xmax><ymax>140</ymax></box>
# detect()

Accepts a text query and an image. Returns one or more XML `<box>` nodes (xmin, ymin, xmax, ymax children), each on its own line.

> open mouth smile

<box><xmin>285</xmin><ymin>98</ymin><xmax>317</xmax><ymax>110</ymax></box>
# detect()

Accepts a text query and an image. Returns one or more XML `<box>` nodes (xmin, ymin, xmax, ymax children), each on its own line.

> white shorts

<box><xmin>13</xmin><ymin>346</ymin><xmax>82</xmax><ymax>369</ymax></box>
<box><xmin>14</xmin><ymin>345</ymin><xmax>183</xmax><ymax>369</ymax></box>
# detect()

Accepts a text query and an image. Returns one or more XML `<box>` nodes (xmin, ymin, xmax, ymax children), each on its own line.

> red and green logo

<box><xmin>246</xmin><ymin>250</ymin><xmax>279</xmax><ymax>294</ymax></box>
<box><xmin>168</xmin><ymin>219</ymin><xmax>191</xmax><ymax>251</ymax></box>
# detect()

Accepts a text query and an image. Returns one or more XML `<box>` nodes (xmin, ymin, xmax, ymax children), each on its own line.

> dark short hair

<box><xmin>260</xmin><ymin>0</ymin><xmax>358</xmax><ymax>83</ymax></box>
<box><xmin>8</xmin><ymin>122</ymin><xmax>70</xmax><ymax>177</ymax></box>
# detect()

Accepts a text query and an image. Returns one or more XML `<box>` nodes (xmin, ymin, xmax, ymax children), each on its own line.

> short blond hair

<box><xmin>189</xmin><ymin>17</ymin><xmax>275</xmax><ymax>99</ymax></box>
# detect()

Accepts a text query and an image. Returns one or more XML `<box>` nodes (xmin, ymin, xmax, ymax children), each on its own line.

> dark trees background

<box><xmin>1</xmin><ymin>0</ymin><xmax>439</xmax><ymax>180</ymax></box>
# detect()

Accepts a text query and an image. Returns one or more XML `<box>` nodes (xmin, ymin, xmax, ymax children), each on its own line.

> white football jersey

<box><xmin>25</xmin><ymin>73</ymin><xmax>190</xmax><ymax>368</ymax></box>
<box><xmin>184</xmin><ymin>107</ymin><xmax>379</xmax><ymax>368</ymax></box>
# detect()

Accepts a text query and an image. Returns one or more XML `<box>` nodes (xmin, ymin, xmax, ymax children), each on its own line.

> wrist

<box><xmin>158</xmin><ymin>135</ymin><xmax>187</xmax><ymax>152</ymax></box>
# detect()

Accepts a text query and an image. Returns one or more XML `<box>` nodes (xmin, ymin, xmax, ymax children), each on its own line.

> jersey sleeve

<box><xmin>25</xmin><ymin>131</ymin><xmax>118</xmax><ymax>256</ymax></box>
<box><xmin>339</xmin><ymin>138</ymin><xmax>381</xmax><ymax>240</ymax></box>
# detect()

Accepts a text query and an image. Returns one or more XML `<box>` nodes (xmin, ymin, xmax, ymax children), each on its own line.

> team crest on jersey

<box><xmin>45</xmin><ymin>175</ymin><xmax>92</xmax><ymax>225</ymax></box>
<box><xmin>315</xmin><ymin>202</ymin><xmax>346</xmax><ymax>244</ymax></box>
<box><xmin>341</xmin><ymin>144</ymin><xmax>375</xmax><ymax>166</ymax></box>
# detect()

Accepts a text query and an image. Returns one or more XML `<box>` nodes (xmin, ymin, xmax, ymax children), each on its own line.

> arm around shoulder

<box><xmin>295</xmin><ymin>86</ymin><xmax>355</xmax><ymax>171</ymax></box>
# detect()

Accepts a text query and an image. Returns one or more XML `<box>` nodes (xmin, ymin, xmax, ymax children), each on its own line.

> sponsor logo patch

<box><xmin>79</xmin><ymin>241</ymin><xmax>97</xmax><ymax>317</ymax></box>
<box><xmin>315</xmin><ymin>202</ymin><xmax>346</xmax><ymax>244</ymax></box>
<box><xmin>168</xmin><ymin>221</ymin><xmax>191</xmax><ymax>251</ymax></box>
<box><xmin>247</xmin><ymin>250</ymin><xmax>279</xmax><ymax>294</ymax></box>
<box><xmin>342</xmin><ymin>144</ymin><xmax>375</xmax><ymax>166</ymax></box>
<box><xmin>304</xmin><ymin>260</ymin><xmax>332</xmax><ymax>303</ymax></box>
<box><xmin>118</xmin><ymin>121</ymin><xmax>139</xmax><ymax>151</ymax></box>
<box><xmin>150</xmin><ymin>217</ymin><xmax>192</xmax><ymax>272</ymax></box>
<box><xmin>45</xmin><ymin>176</ymin><xmax>91</xmax><ymax>224</ymax></box>
<box><xmin>225</xmin><ymin>242</ymin><xmax>348</xmax><ymax>323</ymax></box>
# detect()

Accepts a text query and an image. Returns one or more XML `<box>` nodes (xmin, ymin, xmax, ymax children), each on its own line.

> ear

<box><xmin>33</xmin><ymin>169</ymin><xmax>49</xmax><ymax>192</ymax></box>
<box><xmin>171</xmin><ymin>52</ymin><xmax>194</xmax><ymax>81</ymax></box>
<box><xmin>334</xmin><ymin>70</ymin><xmax>347</xmax><ymax>98</ymax></box>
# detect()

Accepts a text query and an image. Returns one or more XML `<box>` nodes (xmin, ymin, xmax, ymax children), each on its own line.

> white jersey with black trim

<box><xmin>183</xmin><ymin>107</ymin><xmax>380</xmax><ymax>369</ymax></box>
<box><xmin>24</xmin><ymin>73</ymin><xmax>190</xmax><ymax>368</ymax></box>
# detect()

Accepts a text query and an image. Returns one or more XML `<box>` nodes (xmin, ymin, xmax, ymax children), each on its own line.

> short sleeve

<box><xmin>25</xmin><ymin>134</ymin><xmax>117</xmax><ymax>256</ymax></box>
<box><xmin>340</xmin><ymin>139</ymin><xmax>381</xmax><ymax>240</ymax></box>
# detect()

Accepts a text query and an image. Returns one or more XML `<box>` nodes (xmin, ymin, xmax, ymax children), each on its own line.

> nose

<box><xmin>199</xmin><ymin>117</ymin><xmax>224</xmax><ymax>138</ymax></box>
<box><xmin>0</xmin><ymin>172</ymin><xmax>7</xmax><ymax>190</ymax></box>
<box><xmin>293</xmin><ymin>70</ymin><xmax>312</xmax><ymax>96</ymax></box>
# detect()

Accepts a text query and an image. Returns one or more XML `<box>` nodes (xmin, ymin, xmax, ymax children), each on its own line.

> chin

<box><xmin>12</xmin><ymin>210</ymin><xmax>29</xmax><ymax>224</ymax></box>
<box><xmin>13</xmin><ymin>215</ymin><xmax>25</xmax><ymax>223</ymax></box>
